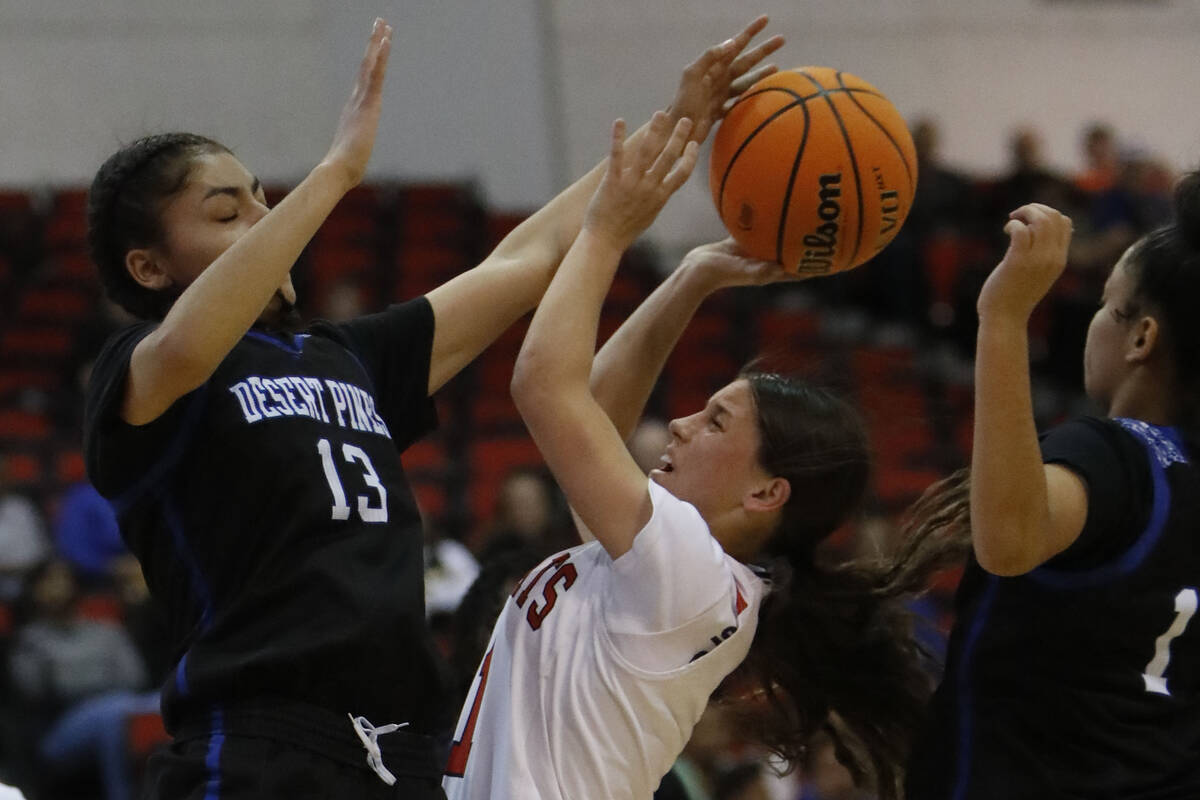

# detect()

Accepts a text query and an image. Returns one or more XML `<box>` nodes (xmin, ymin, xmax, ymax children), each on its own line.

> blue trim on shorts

<box><xmin>952</xmin><ymin>575</ymin><xmax>998</xmax><ymax>800</ymax></box>
<box><xmin>1029</xmin><ymin>419</ymin><xmax>1175</xmax><ymax>589</ymax></box>
<box><xmin>203</xmin><ymin>708</ymin><xmax>225</xmax><ymax>800</ymax></box>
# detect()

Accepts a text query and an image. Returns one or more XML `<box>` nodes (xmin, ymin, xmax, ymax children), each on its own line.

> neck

<box><xmin>708</xmin><ymin>510</ymin><xmax>775</xmax><ymax>564</ymax></box>
<box><xmin>1106</xmin><ymin>367</ymin><xmax>1177</xmax><ymax>426</ymax></box>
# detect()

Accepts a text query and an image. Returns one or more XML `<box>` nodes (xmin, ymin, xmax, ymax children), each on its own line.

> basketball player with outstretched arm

<box><xmin>82</xmin><ymin>17</ymin><xmax>783</xmax><ymax>800</ymax></box>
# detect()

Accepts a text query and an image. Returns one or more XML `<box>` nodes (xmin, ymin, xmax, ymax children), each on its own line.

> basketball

<box><xmin>710</xmin><ymin>67</ymin><xmax>917</xmax><ymax>275</ymax></box>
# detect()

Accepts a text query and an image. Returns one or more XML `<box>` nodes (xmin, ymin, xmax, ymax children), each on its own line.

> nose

<box><xmin>667</xmin><ymin>414</ymin><xmax>695</xmax><ymax>442</ymax></box>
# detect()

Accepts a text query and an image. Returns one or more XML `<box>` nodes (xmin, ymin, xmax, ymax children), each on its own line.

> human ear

<box><xmin>745</xmin><ymin>476</ymin><xmax>790</xmax><ymax>513</ymax></box>
<box><xmin>125</xmin><ymin>249</ymin><xmax>173</xmax><ymax>291</ymax></box>
<box><xmin>1127</xmin><ymin>316</ymin><xmax>1159</xmax><ymax>364</ymax></box>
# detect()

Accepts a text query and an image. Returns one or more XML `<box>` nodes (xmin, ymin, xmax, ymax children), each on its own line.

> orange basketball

<box><xmin>710</xmin><ymin>67</ymin><xmax>917</xmax><ymax>275</ymax></box>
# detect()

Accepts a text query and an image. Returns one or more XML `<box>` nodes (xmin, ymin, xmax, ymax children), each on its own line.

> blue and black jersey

<box><xmin>906</xmin><ymin>416</ymin><xmax>1200</xmax><ymax>800</ymax></box>
<box><xmin>84</xmin><ymin>299</ymin><xmax>451</xmax><ymax>771</ymax></box>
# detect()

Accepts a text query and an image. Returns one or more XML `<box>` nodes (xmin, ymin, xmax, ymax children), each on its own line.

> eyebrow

<box><xmin>203</xmin><ymin>176</ymin><xmax>262</xmax><ymax>201</ymax></box>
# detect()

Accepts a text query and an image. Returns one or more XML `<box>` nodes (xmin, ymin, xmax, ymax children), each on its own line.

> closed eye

<box><xmin>218</xmin><ymin>213</ymin><xmax>238</xmax><ymax>223</ymax></box>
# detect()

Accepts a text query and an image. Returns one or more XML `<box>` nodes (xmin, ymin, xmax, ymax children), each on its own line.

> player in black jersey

<box><xmin>905</xmin><ymin>175</ymin><xmax>1200</xmax><ymax>798</ymax></box>
<box><xmin>80</xmin><ymin>16</ymin><xmax>785</xmax><ymax>800</ymax></box>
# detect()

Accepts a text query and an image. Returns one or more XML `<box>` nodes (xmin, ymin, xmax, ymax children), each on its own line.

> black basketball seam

<box><xmin>775</xmin><ymin>99</ymin><xmax>812</xmax><ymax>264</ymax></box>
<box><xmin>796</xmin><ymin>69</ymin><xmax>865</xmax><ymax>270</ymax></box>
<box><xmin>717</xmin><ymin>100</ymin><xmax>805</xmax><ymax>217</ymax></box>
<box><xmin>835</xmin><ymin>71</ymin><xmax>915</xmax><ymax>194</ymax></box>
<box><xmin>725</xmin><ymin>84</ymin><xmax>885</xmax><ymax>113</ymax></box>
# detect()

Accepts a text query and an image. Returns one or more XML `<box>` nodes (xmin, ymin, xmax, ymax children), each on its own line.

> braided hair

<box><xmin>1120</xmin><ymin>169</ymin><xmax>1200</xmax><ymax>447</ymax></box>
<box><xmin>87</xmin><ymin>133</ymin><xmax>230</xmax><ymax>319</ymax></box>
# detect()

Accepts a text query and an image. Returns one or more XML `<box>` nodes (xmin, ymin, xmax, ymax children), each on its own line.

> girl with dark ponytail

<box><xmin>445</xmin><ymin>106</ymin><xmax>962</xmax><ymax>799</ymax></box>
<box><xmin>906</xmin><ymin>176</ymin><xmax>1200</xmax><ymax>798</ymax></box>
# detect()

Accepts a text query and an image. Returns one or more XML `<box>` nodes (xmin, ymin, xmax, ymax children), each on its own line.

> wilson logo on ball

<box><xmin>710</xmin><ymin>66</ymin><xmax>917</xmax><ymax>275</ymax></box>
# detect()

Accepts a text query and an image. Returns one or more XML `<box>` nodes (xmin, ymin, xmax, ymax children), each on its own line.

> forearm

<box><xmin>591</xmin><ymin>263</ymin><xmax>716</xmax><ymax>439</ymax></box>
<box><xmin>970</xmin><ymin>315</ymin><xmax>1051</xmax><ymax>573</ymax></box>
<box><xmin>513</xmin><ymin>229</ymin><xmax>624</xmax><ymax>407</ymax></box>
<box><xmin>427</xmin><ymin>123</ymin><xmax>662</xmax><ymax>393</ymax></box>
<box><xmin>156</xmin><ymin>164</ymin><xmax>348</xmax><ymax>379</ymax></box>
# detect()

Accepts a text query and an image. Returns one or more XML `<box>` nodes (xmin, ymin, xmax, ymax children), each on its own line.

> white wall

<box><xmin>2</xmin><ymin>0</ymin><xmax>1199</xmax><ymax>248</ymax></box>
<box><xmin>554</xmin><ymin>0</ymin><xmax>1200</xmax><ymax>248</ymax></box>
<box><xmin>0</xmin><ymin>0</ymin><xmax>558</xmax><ymax>208</ymax></box>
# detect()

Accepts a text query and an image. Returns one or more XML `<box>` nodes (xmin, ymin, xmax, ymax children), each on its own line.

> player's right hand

<box><xmin>321</xmin><ymin>18</ymin><xmax>392</xmax><ymax>191</ymax></box>
<box><xmin>977</xmin><ymin>203</ymin><xmax>1073</xmax><ymax>322</ymax></box>
<box><xmin>680</xmin><ymin>238</ymin><xmax>801</xmax><ymax>291</ymax></box>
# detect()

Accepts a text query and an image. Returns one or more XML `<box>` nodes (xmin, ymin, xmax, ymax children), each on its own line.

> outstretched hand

<box><xmin>666</xmin><ymin>15</ymin><xmax>785</xmax><ymax>143</ymax></box>
<box><xmin>322</xmin><ymin>18</ymin><xmax>393</xmax><ymax>191</ymax></box>
<box><xmin>978</xmin><ymin>203</ymin><xmax>1073</xmax><ymax>322</ymax></box>
<box><xmin>583</xmin><ymin>112</ymin><xmax>700</xmax><ymax>252</ymax></box>
<box><xmin>681</xmin><ymin>237</ymin><xmax>803</xmax><ymax>290</ymax></box>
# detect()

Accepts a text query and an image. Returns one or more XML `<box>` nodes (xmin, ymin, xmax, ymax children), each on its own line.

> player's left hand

<box><xmin>583</xmin><ymin>112</ymin><xmax>699</xmax><ymax>252</ymax></box>
<box><xmin>977</xmin><ymin>203</ymin><xmax>1073</xmax><ymax>323</ymax></box>
<box><xmin>681</xmin><ymin>238</ymin><xmax>803</xmax><ymax>291</ymax></box>
<box><xmin>666</xmin><ymin>15</ymin><xmax>785</xmax><ymax>143</ymax></box>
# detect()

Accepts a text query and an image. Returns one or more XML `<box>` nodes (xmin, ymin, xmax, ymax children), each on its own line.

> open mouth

<box><xmin>658</xmin><ymin>455</ymin><xmax>674</xmax><ymax>473</ymax></box>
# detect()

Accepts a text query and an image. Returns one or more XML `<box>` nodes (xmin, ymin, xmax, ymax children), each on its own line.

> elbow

<box><xmin>511</xmin><ymin>352</ymin><xmax>548</xmax><ymax>419</ymax></box>
<box><xmin>971</xmin><ymin>525</ymin><xmax>1040</xmax><ymax>577</ymax></box>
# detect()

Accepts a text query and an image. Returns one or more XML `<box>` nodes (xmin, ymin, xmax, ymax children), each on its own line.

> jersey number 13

<box><xmin>316</xmin><ymin>438</ymin><xmax>388</xmax><ymax>523</ymax></box>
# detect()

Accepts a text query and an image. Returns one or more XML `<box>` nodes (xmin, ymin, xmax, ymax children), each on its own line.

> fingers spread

<box><xmin>730</xmin><ymin>63</ymin><xmax>778</xmax><ymax>97</ymax></box>
<box><xmin>662</xmin><ymin>141</ymin><xmax>700</xmax><ymax>193</ymax></box>
<box><xmin>609</xmin><ymin>119</ymin><xmax>628</xmax><ymax>174</ymax></box>
<box><xmin>731</xmin><ymin>34</ymin><xmax>785</xmax><ymax>78</ymax></box>
<box><xmin>648</xmin><ymin>118</ymin><xmax>694</xmax><ymax>183</ymax></box>
<box><xmin>635</xmin><ymin>111</ymin><xmax>672</xmax><ymax>174</ymax></box>
<box><xmin>731</xmin><ymin>15</ymin><xmax>769</xmax><ymax>53</ymax></box>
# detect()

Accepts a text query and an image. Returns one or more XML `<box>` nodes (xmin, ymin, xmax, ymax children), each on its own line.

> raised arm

<box><xmin>591</xmin><ymin>239</ymin><xmax>795</xmax><ymax>442</ymax></box>
<box><xmin>971</xmin><ymin>203</ymin><xmax>1088</xmax><ymax>575</ymax></box>
<box><xmin>512</xmin><ymin>114</ymin><xmax>699</xmax><ymax>559</ymax></box>
<box><xmin>123</xmin><ymin>20</ymin><xmax>392</xmax><ymax>424</ymax></box>
<box><xmin>423</xmin><ymin>16</ymin><xmax>783</xmax><ymax>395</ymax></box>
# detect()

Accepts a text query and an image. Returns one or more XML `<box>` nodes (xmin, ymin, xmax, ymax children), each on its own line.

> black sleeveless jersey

<box><xmin>906</xmin><ymin>417</ymin><xmax>1200</xmax><ymax>800</ymax></box>
<box><xmin>84</xmin><ymin>299</ymin><xmax>451</xmax><ymax>735</ymax></box>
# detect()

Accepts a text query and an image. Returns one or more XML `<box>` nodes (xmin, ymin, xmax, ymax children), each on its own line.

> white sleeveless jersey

<box><xmin>443</xmin><ymin>479</ymin><xmax>765</xmax><ymax>800</ymax></box>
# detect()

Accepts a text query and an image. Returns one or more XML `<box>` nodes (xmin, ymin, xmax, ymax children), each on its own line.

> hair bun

<box><xmin>1173</xmin><ymin>169</ymin><xmax>1200</xmax><ymax>251</ymax></box>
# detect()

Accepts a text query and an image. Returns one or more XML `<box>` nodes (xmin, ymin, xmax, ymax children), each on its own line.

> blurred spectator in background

<box><xmin>8</xmin><ymin>560</ymin><xmax>154</xmax><ymax>800</ymax></box>
<box><xmin>992</xmin><ymin>126</ymin><xmax>1079</xmax><ymax>215</ymax></box>
<box><xmin>316</xmin><ymin>275</ymin><xmax>368</xmax><ymax>323</ymax></box>
<box><xmin>628</xmin><ymin>417</ymin><xmax>671</xmax><ymax>475</ymax></box>
<box><xmin>1074</xmin><ymin>122</ymin><xmax>1120</xmax><ymax>195</ymax></box>
<box><xmin>53</xmin><ymin>480</ymin><xmax>126</xmax><ymax>586</ymax></box>
<box><xmin>0</xmin><ymin>458</ymin><xmax>50</xmax><ymax>603</ymax></box>
<box><xmin>447</xmin><ymin>546</ymin><xmax>543</xmax><ymax>706</ymax></box>
<box><xmin>872</xmin><ymin>116</ymin><xmax>976</xmax><ymax>332</ymax></box>
<box><xmin>109</xmin><ymin>555</ymin><xmax>171</xmax><ymax>688</ymax></box>
<box><xmin>475</xmin><ymin>467</ymin><xmax>571</xmax><ymax>562</ymax></box>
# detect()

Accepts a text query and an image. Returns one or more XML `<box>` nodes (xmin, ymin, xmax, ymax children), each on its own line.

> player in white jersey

<box><xmin>444</xmin><ymin>32</ymin><xmax>963</xmax><ymax>800</ymax></box>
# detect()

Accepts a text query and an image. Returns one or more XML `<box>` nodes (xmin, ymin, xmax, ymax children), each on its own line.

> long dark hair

<box><xmin>87</xmin><ymin>133</ymin><xmax>230</xmax><ymax>319</ymax></box>
<box><xmin>1119</xmin><ymin>168</ymin><xmax>1200</xmax><ymax>445</ymax></box>
<box><xmin>727</xmin><ymin>372</ymin><xmax>971</xmax><ymax>800</ymax></box>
